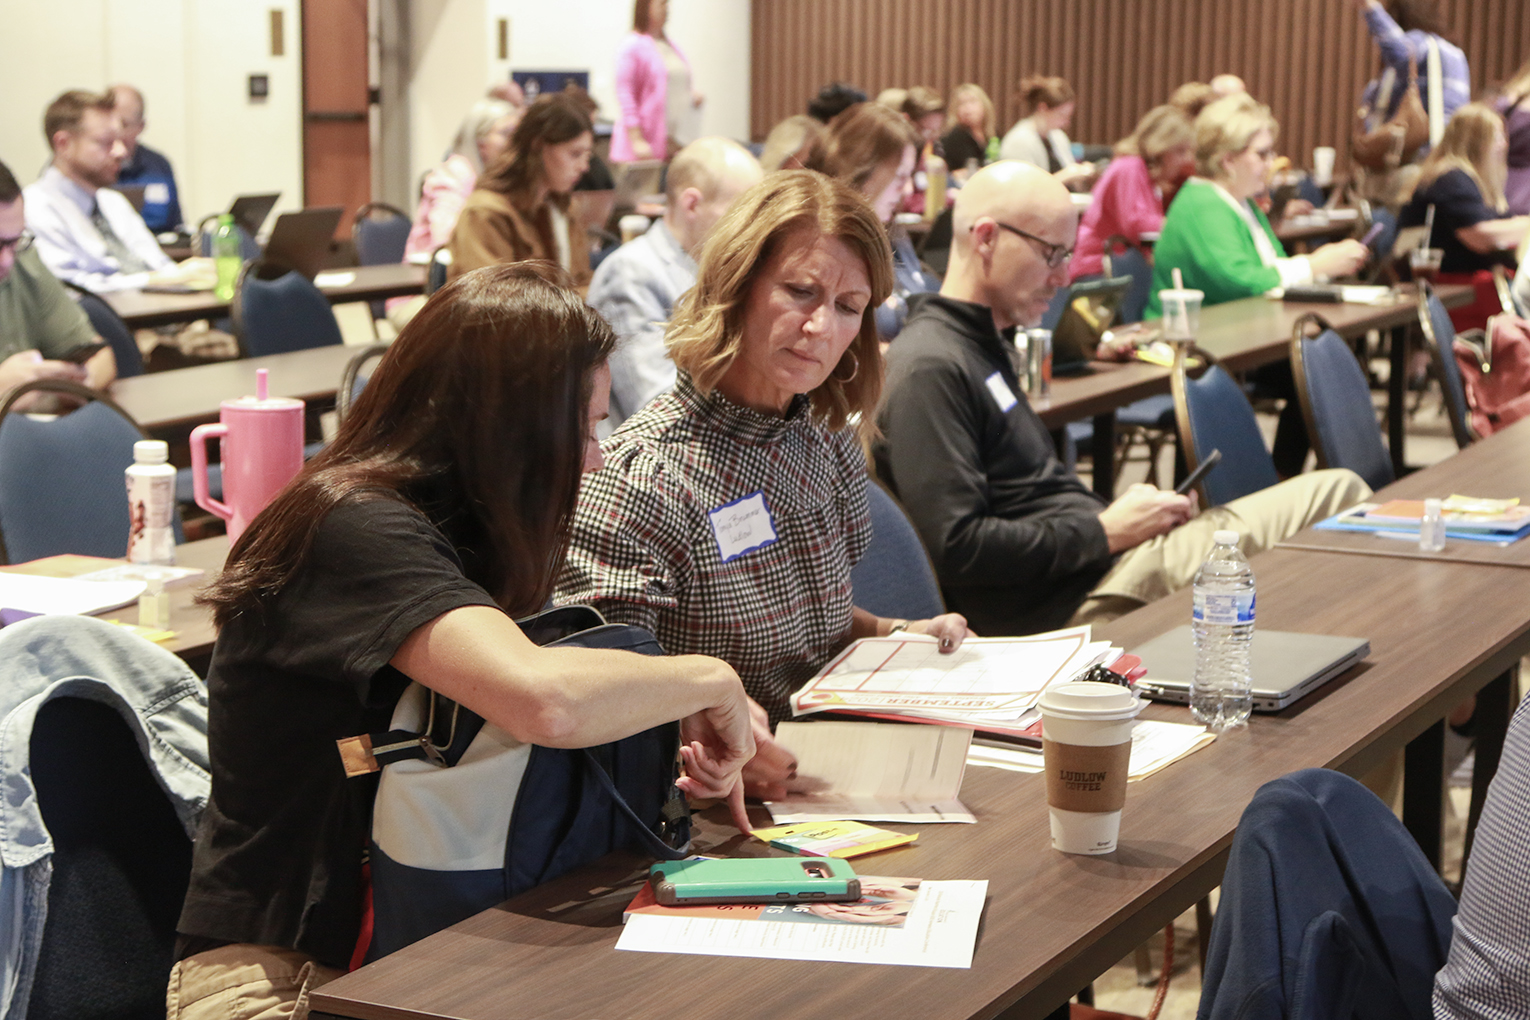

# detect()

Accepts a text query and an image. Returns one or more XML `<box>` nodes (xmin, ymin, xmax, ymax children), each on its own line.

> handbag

<box><xmin>1454</xmin><ymin>314</ymin><xmax>1530</xmax><ymax>437</ymax></box>
<box><xmin>361</xmin><ymin>605</ymin><xmax>692</xmax><ymax>960</ymax></box>
<box><xmin>1353</xmin><ymin>55</ymin><xmax>1430</xmax><ymax>171</ymax></box>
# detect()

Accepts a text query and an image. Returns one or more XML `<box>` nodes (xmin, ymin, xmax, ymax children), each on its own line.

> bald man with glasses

<box><xmin>0</xmin><ymin>158</ymin><xmax>115</xmax><ymax>408</ymax></box>
<box><xmin>874</xmin><ymin>161</ymin><xmax>1368</xmax><ymax>637</ymax></box>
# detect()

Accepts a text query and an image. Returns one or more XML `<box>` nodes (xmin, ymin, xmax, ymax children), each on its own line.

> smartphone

<box><xmin>649</xmin><ymin>857</ymin><xmax>861</xmax><ymax>906</ymax></box>
<box><xmin>61</xmin><ymin>342</ymin><xmax>108</xmax><ymax>364</ymax></box>
<box><xmin>1175</xmin><ymin>448</ymin><xmax>1222</xmax><ymax>496</ymax></box>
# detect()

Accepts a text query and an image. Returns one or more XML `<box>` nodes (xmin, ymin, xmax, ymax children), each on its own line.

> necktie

<box><xmin>91</xmin><ymin>201</ymin><xmax>150</xmax><ymax>274</ymax></box>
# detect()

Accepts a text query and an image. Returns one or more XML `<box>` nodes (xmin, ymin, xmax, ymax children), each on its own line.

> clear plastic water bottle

<box><xmin>212</xmin><ymin>214</ymin><xmax>242</xmax><ymax>301</ymax></box>
<box><xmin>1191</xmin><ymin>529</ymin><xmax>1254</xmax><ymax>730</ymax></box>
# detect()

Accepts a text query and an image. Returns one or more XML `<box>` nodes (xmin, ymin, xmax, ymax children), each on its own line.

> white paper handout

<box><xmin>790</xmin><ymin>630</ymin><xmax>1116</xmax><ymax>733</ymax></box>
<box><xmin>0</xmin><ymin>573</ymin><xmax>146</xmax><ymax>616</ymax></box>
<box><xmin>616</xmin><ymin>879</ymin><xmax>988</xmax><ymax>968</ymax></box>
<box><xmin>764</xmin><ymin>720</ymin><xmax>974</xmax><ymax>824</ymax></box>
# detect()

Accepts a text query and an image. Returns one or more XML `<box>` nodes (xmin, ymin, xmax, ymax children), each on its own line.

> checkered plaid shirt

<box><xmin>1434</xmin><ymin>692</ymin><xmax>1530</xmax><ymax>1019</ymax></box>
<box><xmin>556</xmin><ymin>372</ymin><xmax>871</xmax><ymax>722</ymax></box>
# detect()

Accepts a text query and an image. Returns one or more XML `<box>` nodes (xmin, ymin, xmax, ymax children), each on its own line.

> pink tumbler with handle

<box><xmin>190</xmin><ymin>368</ymin><xmax>306</xmax><ymax>545</ymax></box>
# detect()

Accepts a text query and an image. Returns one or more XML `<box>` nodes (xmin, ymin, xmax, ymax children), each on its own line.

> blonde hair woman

<box><xmin>759</xmin><ymin>114</ymin><xmax>825</xmax><ymax>171</ymax></box>
<box><xmin>557</xmin><ymin>172</ymin><xmax>970</xmax><ymax>794</ymax></box>
<box><xmin>1150</xmin><ymin>95</ymin><xmax>1368</xmax><ymax>313</ymax></box>
<box><xmin>1401</xmin><ymin>102</ymin><xmax>1530</xmax><ymax>331</ymax></box>
<box><xmin>1151</xmin><ymin>95</ymin><xmax>1370</xmax><ymax>475</ymax></box>
<box><xmin>1071</xmin><ymin>105</ymin><xmax>1196</xmax><ymax>280</ymax></box>
<box><xmin>941</xmin><ymin>83</ymin><xmax>997</xmax><ymax>178</ymax></box>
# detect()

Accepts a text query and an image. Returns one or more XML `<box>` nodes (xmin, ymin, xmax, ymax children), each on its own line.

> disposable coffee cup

<box><xmin>1312</xmin><ymin>146</ymin><xmax>1336</xmax><ymax>187</ymax></box>
<box><xmin>1158</xmin><ymin>288</ymin><xmax>1204</xmax><ymax>343</ymax></box>
<box><xmin>619</xmin><ymin>214</ymin><xmax>652</xmax><ymax>245</ymax></box>
<box><xmin>1039</xmin><ymin>681</ymin><xmax>1143</xmax><ymax>855</ymax></box>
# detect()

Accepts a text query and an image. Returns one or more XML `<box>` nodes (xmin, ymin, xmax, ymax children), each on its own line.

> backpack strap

<box><xmin>579</xmin><ymin>748</ymin><xmax>692</xmax><ymax>859</ymax></box>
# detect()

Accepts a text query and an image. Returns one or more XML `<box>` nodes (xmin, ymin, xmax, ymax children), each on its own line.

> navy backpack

<box><xmin>364</xmin><ymin>605</ymin><xmax>692</xmax><ymax>960</ymax></box>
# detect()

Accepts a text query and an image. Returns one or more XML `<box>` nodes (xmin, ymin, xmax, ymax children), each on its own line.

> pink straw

<box><xmin>256</xmin><ymin>368</ymin><xmax>269</xmax><ymax>401</ymax></box>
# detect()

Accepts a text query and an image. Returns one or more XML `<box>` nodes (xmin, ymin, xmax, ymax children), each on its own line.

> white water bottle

<box><xmin>1191</xmin><ymin>530</ymin><xmax>1254</xmax><ymax>731</ymax></box>
<box><xmin>126</xmin><ymin>440</ymin><xmax>176</xmax><ymax>565</ymax></box>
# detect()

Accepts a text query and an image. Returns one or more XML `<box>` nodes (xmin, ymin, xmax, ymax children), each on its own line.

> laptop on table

<box><xmin>1051</xmin><ymin>275</ymin><xmax>1131</xmax><ymax>376</ymax></box>
<box><xmin>261</xmin><ymin>207</ymin><xmax>343</xmax><ymax>279</ymax></box>
<box><xmin>1130</xmin><ymin>627</ymin><xmax>1370</xmax><ymax>712</ymax></box>
<box><xmin>227</xmin><ymin>192</ymin><xmax>281</xmax><ymax>238</ymax></box>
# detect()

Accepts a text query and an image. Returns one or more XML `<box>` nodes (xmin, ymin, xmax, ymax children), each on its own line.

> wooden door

<box><xmin>302</xmin><ymin>0</ymin><xmax>370</xmax><ymax>238</ymax></box>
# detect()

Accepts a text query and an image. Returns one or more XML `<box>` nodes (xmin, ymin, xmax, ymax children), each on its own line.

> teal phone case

<box><xmin>649</xmin><ymin>857</ymin><xmax>861</xmax><ymax>905</ymax></box>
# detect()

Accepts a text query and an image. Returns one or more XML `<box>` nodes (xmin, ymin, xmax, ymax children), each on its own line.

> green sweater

<box><xmin>1145</xmin><ymin>178</ymin><xmax>1286</xmax><ymax>318</ymax></box>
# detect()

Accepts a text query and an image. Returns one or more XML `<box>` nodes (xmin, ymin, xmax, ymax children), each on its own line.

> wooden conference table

<box><xmin>306</xmin><ymin>542</ymin><xmax>1530</xmax><ymax>1020</ymax></box>
<box><xmin>102</xmin><ymin>263</ymin><xmax>426</xmax><ymax>329</ymax></box>
<box><xmin>1278</xmin><ymin>415</ymin><xmax>1530</xmax><ymax>570</ymax></box>
<box><xmin>109</xmin><ymin>343</ymin><xmax>359</xmax><ymax>438</ymax></box>
<box><xmin>1034</xmin><ymin>284</ymin><xmax>1471</xmax><ymax>500</ymax></box>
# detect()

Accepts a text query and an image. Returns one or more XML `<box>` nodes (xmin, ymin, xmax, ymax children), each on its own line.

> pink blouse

<box><xmin>1071</xmin><ymin>155</ymin><xmax>1164</xmax><ymax>280</ymax></box>
<box><xmin>611</xmin><ymin>32</ymin><xmax>689</xmax><ymax>162</ymax></box>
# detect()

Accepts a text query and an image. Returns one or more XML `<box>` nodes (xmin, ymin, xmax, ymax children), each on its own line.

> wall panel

<box><xmin>751</xmin><ymin>0</ymin><xmax>1530</xmax><ymax>172</ymax></box>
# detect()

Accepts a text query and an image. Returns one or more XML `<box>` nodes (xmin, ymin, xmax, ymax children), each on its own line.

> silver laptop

<box><xmin>262</xmin><ymin>207</ymin><xmax>342</xmax><ymax>279</ymax></box>
<box><xmin>1130</xmin><ymin>627</ymin><xmax>1370</xmax><ymax>711</ymax></box>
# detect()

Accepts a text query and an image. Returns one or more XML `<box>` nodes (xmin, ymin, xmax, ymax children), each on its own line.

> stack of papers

<box><xmin>966</xmin><ymin>719</ymin><xmax>1215</xmax><ymax>782</ymax></box>
<box><xmin>1317</xmin><ymin>497</ymin><xmax>1530</xmax><ymax>544</ymax></box>
<box><xmin>789</xmin><ymin>629</ymin><xmax>1121</xmax><ymax>739</ymax></box>
<box><xmin>765</xmin><ymin>720</ymin><xmax>974</xmax><ymax>824</ymax></box>
<box><xmin>0</xmin><ymin>573</ymin><xmax>146</xmax><ymax>617</ymax></box>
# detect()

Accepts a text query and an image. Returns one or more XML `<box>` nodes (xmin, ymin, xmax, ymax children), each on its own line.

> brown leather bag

<box><xmin>1353</xmin><ymin>55</ymin><xmax>1430</xmax><ymax>171</ymax></box>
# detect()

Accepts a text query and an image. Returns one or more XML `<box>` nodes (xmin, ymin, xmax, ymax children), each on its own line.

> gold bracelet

<box><xmin>886</xmin><ymin>619</ymin><xmax>909</xmax><ymax>635</ymax></box>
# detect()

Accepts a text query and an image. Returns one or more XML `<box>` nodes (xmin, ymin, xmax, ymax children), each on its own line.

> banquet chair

<box><xmin>849</xmin><ymin>481</ymin><xmax>945</xmax><ymax>621</ymax></box>
<box><xmin>1290</xmin><ymin>313</ymin><xmax>1395</xmax><ymax>491</ymax></box>
<box><xmin>231</xmin><ymin>260</ymin><xmax>344</xmax><ymax>358</ymax></box>
<box><xmin>0</xmin><ymin>380</ymin><xmax>183</xmax><ymax>564</ymax></box>
<box><xmin>60</xmin><ymin>282</ymin><xmax>145</xmax><ymax>378</ymax></box>
<box><xmin>1415</xmin><ymin>281</ymin><xmax>1477</xmax><ymax>449</ymax></box>
<box><xmin>1171</xmin><ymin>348</ymin><xmax>1280</xmax><ymax>507</ymax></box>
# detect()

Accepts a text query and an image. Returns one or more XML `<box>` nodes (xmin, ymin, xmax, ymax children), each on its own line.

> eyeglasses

<box><xmin>990</xmin><ymin>222</ymin><xmax>1073</xmax><ymax>269</ymax></box>
<box><xmin>0</xmin><ymin>231</ymin><xmax>33</xmax><ymax>256</ymax></box>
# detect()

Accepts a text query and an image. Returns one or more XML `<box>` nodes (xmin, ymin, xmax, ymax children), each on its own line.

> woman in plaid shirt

<box><xmin>558</xmin><ymin>171</ymin><xmax>970</xmax><ymax>795</ymax></box>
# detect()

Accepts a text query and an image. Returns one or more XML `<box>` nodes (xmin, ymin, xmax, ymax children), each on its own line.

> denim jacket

<box><xmin>0</xmin><ymin>615</ymin><xmax>208</xmax><ymax>1020</ymax></box>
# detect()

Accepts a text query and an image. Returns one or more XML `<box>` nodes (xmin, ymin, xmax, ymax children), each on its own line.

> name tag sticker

<box><xmin>144</xmin><ymin>183</ymin><xmax>170</xmax><ymax>204</ymax></box>
<box><xmin>708</xmin><ymin>490</ymin><xmax>779</xmax><ymax>563</ymax></box>
<box><xmin>985</xmin><ymin>371</ymin><xmax>1018</xmax><ymax>413</ymax></box>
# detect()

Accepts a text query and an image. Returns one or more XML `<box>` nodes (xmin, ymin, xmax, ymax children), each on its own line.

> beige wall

<box><xmin>402</xmin><ymin>0</ymin><xmax>752</xmax><ymax>198</ymax></box>
<box><xmin>0</xmin><ymin>0</ymin><xmax>305</xmax><ymax>232</ymax></box>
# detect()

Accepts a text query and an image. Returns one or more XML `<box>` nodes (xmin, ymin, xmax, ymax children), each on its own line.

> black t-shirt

<box><xmin>1400</xmin><ymin>168</ymin><xmax>1517</xmax><ymax>275</ymax></box>
<box><xmin>941</xmin><ymin>126</ymin><xmax>987</xmax><ymax>173</ymax></box>
<box><xmin>176</xmin><ymin>498</ymin><xmax>500</xmax><ymax>969</ymax></box>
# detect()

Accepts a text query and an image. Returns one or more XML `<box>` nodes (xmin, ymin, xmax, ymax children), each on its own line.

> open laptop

<box><xmin>613</xmin><ymin>160</ymin><xmax>665</xmax><ymax>210</ymax></box>
<box><xmin>261</xmin><ymin>206</ymin><xmax>343</xmax><ymax>278</ymax></box>
<box><xmin>1129</xmin><ymin>627</ymin><xmax>1370</xmax><ymax>712</ymax></box>
<box><xmin>228</xmin><ymin>192</ymin><xmax>281</xmax><ymax>238</ymax></box>
<box><xmin>1051</xmin><ymin>275</ymin><xmax>1131</xmax><ymax>375</ymax></box>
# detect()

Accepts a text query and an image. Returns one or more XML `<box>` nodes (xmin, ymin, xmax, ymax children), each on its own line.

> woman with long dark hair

<box><xmin>168</xmin><ymin>264</ymin><xmax>752</xmax><ymax>1019</ymax></box>
<box><xmin>448</xmin><ymin>94</ymin><xmax>595</xmax><ymax>286</ymax></box>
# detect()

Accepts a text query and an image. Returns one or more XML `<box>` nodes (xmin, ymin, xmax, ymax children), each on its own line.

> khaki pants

<box><xmin>1070</xmin><ymin>468</ymin><xmax>1372</xmax><ymax>625</ymax></box>
<box><xmin>166</xmin><ymin>944</ymin><xmax>345</xmax><ymax>1020</ymax></box>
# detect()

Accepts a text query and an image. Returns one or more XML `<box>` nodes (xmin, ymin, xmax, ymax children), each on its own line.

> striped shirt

<box><xmin>556</xmin><ymin>372</ymin><xmax>871</xmax><ymax>722</ymax></box>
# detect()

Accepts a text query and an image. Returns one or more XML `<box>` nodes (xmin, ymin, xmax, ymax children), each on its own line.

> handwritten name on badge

<box><xmin>984</xmin><ymin>371</ymin><xmax>1018</xmax><ymax>413</ymax></box>
<box><xmin>708</xmin><ymin>491</ymin><xmax>779</xmax><ymax>563</ymax></box>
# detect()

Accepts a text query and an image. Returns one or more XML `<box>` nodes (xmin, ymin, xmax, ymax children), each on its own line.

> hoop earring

<box><xmin>832</xmin><ymin>348</ymin><xmax>860</xmax><ymax>383</ymax></box>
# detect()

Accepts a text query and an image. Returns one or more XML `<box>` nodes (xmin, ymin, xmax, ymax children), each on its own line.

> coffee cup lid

<box><xmin>1038</xmin><ymin>680</ymin><xmax>1143</xmax><ymax>722</ymax></box>
<box><xmin>1158</xmin><ymin>288</ymin><xmax>1204</xmax><ymax>302</ymax></box>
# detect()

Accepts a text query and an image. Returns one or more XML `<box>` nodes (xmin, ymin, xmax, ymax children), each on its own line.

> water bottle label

<box><xmin>1192</xmin><ymin>590</ymin><xmax>1255</xmax><ymax>625</ymax></box>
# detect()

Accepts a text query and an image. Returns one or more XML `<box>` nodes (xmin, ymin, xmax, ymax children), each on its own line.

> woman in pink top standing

<box><xmin>1071</xmin><ymin>105</ymin><xmax>1195</xmax><ymax>280</ymax></box>
<box><xmin>612</xmin><ymin>0</ymin><xmax>701</xmax><ymax>162</ymax></box>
